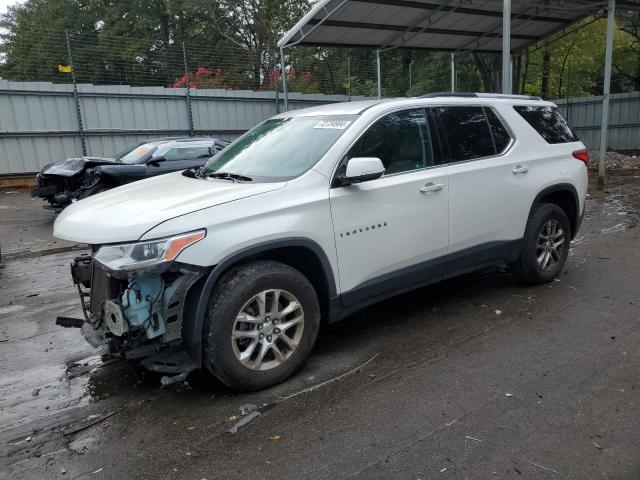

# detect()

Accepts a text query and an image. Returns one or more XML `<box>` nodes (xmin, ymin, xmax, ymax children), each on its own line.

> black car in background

<box><xmin>32</xmin><ymin>137</ymin><xmax>229</xmax><ymax>210</ymax></box>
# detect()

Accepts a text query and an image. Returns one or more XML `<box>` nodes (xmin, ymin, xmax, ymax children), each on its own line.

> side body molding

<box><xmin>181</xmin><ymin>237</ymin><xmax>337</xmax><ymax>367</ymax></box>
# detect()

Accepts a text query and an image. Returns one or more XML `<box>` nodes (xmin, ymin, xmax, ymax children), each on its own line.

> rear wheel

<box><xmin>204</xmin><ymin>260</ymin><xmax>320</xmax><ymax>391</ymax></box>
<box><xmin>513</xmin><ymin>203</ymin><xmax>571</xmax><ymax>285</ymax></box>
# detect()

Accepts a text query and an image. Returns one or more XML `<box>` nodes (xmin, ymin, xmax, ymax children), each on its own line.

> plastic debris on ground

<box><xmin>228</xmin><ymin>411</ymin><xmax>261</xmax><ymax>434</ymax></box>
<box><xmin>238</xmin><ymin>404</ymin><xmax>258</xmax><ymax>416</ymax></box>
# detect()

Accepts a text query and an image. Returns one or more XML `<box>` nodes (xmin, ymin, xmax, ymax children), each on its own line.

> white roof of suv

<box><xmin>277</xmin><ymin>93</ymin><xmax>557</xmax><ymax>118</ymax></box>
<box><xmin>275</xmin><ymin>99</ymin><xmax>389</xmax><ymax>117</ymax></box>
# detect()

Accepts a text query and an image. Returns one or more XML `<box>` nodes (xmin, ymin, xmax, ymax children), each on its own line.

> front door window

<box><xmin>347</xmin><ymin>109</ymin><xmax>433</xmax><ymax>175</ymax></box>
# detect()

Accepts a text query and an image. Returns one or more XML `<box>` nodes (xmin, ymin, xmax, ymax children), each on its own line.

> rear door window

<box><xmin>433</xmin><ymin>106</ymin><xmax>495</xmax><ymax>162</ymax></box>
<box><xmin>513</xmin><ymin>106</ymin><xmax>577</xmax><ymax>144</ymax></box>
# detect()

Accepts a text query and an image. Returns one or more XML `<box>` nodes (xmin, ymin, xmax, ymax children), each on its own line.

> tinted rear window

<box><xmin>434</xmin><ymin>106</ymin><xmax>494</xmax><ymax>161</ymax></box>
<box><xmin>514</xmin><ymin>106</ymin><xmax>577</xmax><ymax>144</ymax></box>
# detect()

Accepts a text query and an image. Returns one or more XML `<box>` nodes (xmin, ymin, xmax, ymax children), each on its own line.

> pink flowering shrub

<box><xmin>170</xmin><ymin>67</ymin><xmax>228</xmax><ymax>89</ymax></box>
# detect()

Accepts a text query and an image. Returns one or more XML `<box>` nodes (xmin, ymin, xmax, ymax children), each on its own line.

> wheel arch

<box><xmin>181</xmin><ymin>238</ymin><xmax>337</xmax><ymax>367</ymax></box>
<box><xmin>529</xmin><ymin>184</ymin><xmax>581</xmax><ymax>239</ymax></box>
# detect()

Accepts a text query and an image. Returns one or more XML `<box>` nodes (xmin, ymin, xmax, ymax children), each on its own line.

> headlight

<box><xmin>94</xmin><ymin>230</ymin><xmax>206</xmax><ymax>273</ymax></box>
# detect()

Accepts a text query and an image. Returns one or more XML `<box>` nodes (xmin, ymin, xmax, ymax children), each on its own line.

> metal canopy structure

<box><xmin>278</xmin><ymin>0</ymin><xmax>640</xmax><ymax>184</ymax></box>
<box><xmin>279</xmin><ymin>0</ymin><xmax>606</xmax><ymax>53</ymax></box>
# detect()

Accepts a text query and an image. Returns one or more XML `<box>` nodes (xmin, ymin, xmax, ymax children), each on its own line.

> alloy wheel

<box><xmin>231</xmin><ymin>289</ymin><xmax>305</xmax><ymax>371</ymax></box>
<box><xmin>536</xmin><ymin>219</ymin><xmax>565</xmax><ymax>271</ymax></box>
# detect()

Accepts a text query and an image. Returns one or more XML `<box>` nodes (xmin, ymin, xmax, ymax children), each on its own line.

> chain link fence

<box><xmin>2</xmin><ymin>24</ymin><xmax>634</xmax><ymax>99</ymax></box>
<box><xmin>0</xmin><ymin>28</ymin><xmax>383</xmax><ymax>95</ymax></box>
<box><xmin>0</xmin><ymin>28</ymin><xmax>520</xmax><ymax>98</ymax></box>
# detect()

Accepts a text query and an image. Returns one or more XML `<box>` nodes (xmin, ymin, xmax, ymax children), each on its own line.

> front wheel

<box><xmin>204</xmin><ymin>260</ymin><xmax>320</xmax><ymax>391</ymax></box>
<box><xmin>513</xmin><ymin>203</ymin><xmax>571</xmax><ymax>285</ymax></box>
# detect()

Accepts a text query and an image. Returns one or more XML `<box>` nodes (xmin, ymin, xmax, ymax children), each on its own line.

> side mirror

<box><xmin>147</xmin><ymin>157</ymin><xmax>166</xmax><ymax>167</ymax></box>
<box><xmin>339</xmin><ymin>157</ymin><xmax>385</xmax><ymax>185</ymax></box>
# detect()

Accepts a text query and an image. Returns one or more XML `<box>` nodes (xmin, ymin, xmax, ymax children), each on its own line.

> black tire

<box><xmin>513</xmin><ymin>202</ymin><xmax>571</xmax><ymax>285</ymax></box>
<box><xmin>204</xmin><ymin>260</ymin><xmax>320</xmax><ymax>391</ymax></box>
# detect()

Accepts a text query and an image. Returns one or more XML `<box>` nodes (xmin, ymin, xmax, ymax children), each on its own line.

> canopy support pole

<box><xmin>450</xmin><ymin>53</ymin><xmax>456</xmax><ymax>92</ymax></box>
<box><xmin>281</xmin><ymin>46</ymin><xmax>289</xmax><ymax>111</ymax></box>
<box><xmin>502</xmin><ymin>0</ymin><xmax>511</xmax><ymax>94</ymax></box>
<box><xmin>376</xmin><ymin>48</ymin><xmax>382</xmax><ymax>99</ymax></box>
<box><xmin>599</xmin><ymin>0</ymin><xmax>615</xmax><ymax>186</ymax></box>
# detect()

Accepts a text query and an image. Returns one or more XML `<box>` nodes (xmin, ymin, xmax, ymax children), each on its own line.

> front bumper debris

<box><xmin>63</xmin><ymin>254</ymin><xmax>206</xmax><ymax>374</ymax></box>
<box><xmin>31</xmin><ymin>185</ymin><xmax>59</xmax><ymax>197</ymax></box>
<box><xmin>55</xmin><ymin>317</ymin><xmax>85</xmax><ymax>328</ymax></box>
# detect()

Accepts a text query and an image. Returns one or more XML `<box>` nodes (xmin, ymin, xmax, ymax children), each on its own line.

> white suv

<box><xmin>54</xmin><ymin>93</ymin><xmax>589</xmax><ymax>390</ymax></box>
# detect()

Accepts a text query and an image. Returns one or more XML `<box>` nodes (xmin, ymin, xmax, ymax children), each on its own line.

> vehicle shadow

<box><xmin>84</xmin><ymin>266</ymin><xmax>519</xmax><ymax>404</ymax></box>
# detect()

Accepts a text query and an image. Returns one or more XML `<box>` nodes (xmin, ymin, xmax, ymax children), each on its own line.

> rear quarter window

<box><xmin>484</xmin><ymin>108</ymin><xmax>511</xmax><ymax>154</ymax></box>
<box><xmin>514</xmin><ymin>106</ymin><xmax>577</xmax><ymax>144</ymax></box>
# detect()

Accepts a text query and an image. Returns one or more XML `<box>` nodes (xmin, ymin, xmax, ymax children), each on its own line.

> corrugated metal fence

<box><xmin>0</xmin><ymin>80</ymin><xmax>367</xmax><ymax>175</ymax></box>
<box><xmin>1</xmin><ymin>80</ymin><xmax>640</xmax><ymax>175</ymax></box>
<box><xmin>553</xmin><ymin>91</ymin><xmax>640</xmax><ymax>152</ymax></box>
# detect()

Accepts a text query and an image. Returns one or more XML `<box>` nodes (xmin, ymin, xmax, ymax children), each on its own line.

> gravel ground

<box><xmin>589</xmin><ymin>150</ymin><xmax>640</xmax><ymax>171</ymax></box>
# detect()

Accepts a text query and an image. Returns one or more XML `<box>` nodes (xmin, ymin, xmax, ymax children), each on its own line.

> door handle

<box><xmin>512</xmin><ymin>165</ymin><xmax>528</xmax><ymax>175</ymax></box>
<box><xmin>419</xmin><ymin>182</ymin><xmax>444</xmax><ymax>194</ymax></box>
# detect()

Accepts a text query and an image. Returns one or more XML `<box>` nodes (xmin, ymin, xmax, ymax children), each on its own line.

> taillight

<box><xmin>572</xmin><ymin>149</ymin><xmax>589</xmax><ymax>166</ymax></box>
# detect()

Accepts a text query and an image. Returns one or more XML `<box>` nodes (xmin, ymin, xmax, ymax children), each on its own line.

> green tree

<box><xmin>0</xmin><ymin>0</ymin><xmax>100</xmax><ymax>82</ymax></box>
<box><xmin>205</xmin><ymin>0</ymin><xmax>312</xmax><ymax>89</ymax></box>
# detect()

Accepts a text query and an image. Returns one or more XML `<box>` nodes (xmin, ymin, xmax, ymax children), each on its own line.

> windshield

<box><xmin>118</xmin><ymin>144</ymin><xmax>157</xmax><ymax>164</ymax></box>
<box><xmin>200</xmin><ymin>115</ymin><xmax>357</xmax><ymax>181</ymax></box>
<box><xmin>113</xmin><ymin>143</ymin><xmax>139</xmax><ymax>160</ymax></box>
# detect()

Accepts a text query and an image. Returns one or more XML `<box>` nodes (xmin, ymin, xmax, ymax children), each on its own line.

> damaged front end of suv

<box><xmin>59</xmin><ymin>231</ymin><xmax>208</xmax><ymax>381</ymax></box>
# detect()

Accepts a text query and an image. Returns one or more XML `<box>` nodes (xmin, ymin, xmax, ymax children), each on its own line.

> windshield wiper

<box><xmin>206</xmin><ymin>171</ymin><xmax>253</xmax><ymax>182</ymax></box>
<box><xmin>182</xmin><ymin>168</ymin><xmax>200</xmax><ymax>178</ymax></box>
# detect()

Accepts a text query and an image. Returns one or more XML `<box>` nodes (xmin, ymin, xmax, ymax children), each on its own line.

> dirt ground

<box><xmin>1</xmin><ymin>172</ymin><xmax>639</xmax><ymax>479</ymax></box>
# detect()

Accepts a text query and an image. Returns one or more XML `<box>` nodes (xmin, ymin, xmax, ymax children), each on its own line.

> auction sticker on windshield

<box><xmin>313</xmin><ymin>120</ymin><xmax>352</xmax><ymax>129</ymax></box>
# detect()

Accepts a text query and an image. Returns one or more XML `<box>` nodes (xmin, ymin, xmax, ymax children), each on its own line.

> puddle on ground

<box><xmin>573</xmin><ymin>174</ymin><xmax>640</xmax><ymax>245</ymax></box>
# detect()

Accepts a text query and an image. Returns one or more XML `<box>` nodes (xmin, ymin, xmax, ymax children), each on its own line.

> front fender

<box><xmin>98</xmin><ymin>164</ymin><xmax>147</xmax><ymax>186</ymax></box>
<box><xmin>181</xmin><ymin>237</ymin><xmax>337</xmax><ymax>367</ymax></box>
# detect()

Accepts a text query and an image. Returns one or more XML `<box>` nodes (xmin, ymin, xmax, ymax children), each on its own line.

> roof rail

<box><xmin>475</xmin><ymin>93</ymin><xmax>542</xmax><ymax>101</ymax></box>
<box><xmin>420</xmin><ymin>92</ymin><xmax>542</xmax><ymax>101</ymax></box>
<box><xmin>420</xmin><ymin>92</ymin><xmax>477</xmax><ymax>98</ymax></box>
<box><xmin>173</xmin><ymin>137</ymin><xmax>216</xmax><ymax>142</ymax></box>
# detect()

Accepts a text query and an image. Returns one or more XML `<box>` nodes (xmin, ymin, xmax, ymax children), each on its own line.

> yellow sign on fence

<box><xmin>58</xmin><ymin>64</ymin><xmax>72</xmax><ymax>73</ymax></box>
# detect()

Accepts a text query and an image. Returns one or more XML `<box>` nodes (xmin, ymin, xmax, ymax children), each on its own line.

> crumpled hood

<box><xmin>54</xmin><ymin>171</ymin><xmax>285</xmax><ymax>244</ymax></box>
<box><xmin>42</xmin><ymin>157</ymin><xmax>117</xmax><ymax>177</ymax></box>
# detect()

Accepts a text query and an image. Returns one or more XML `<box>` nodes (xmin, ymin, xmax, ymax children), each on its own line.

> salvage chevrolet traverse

<box><xmin>54</xmin><ymin>93</ymin><xmax>588</xmax><ymax>391</ymax></box>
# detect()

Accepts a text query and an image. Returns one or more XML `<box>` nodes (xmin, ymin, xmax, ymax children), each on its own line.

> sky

<box><xmin>0</xmin><ymin>0</ymin><xmax>23</xmax><ymax>15</ymax></box>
